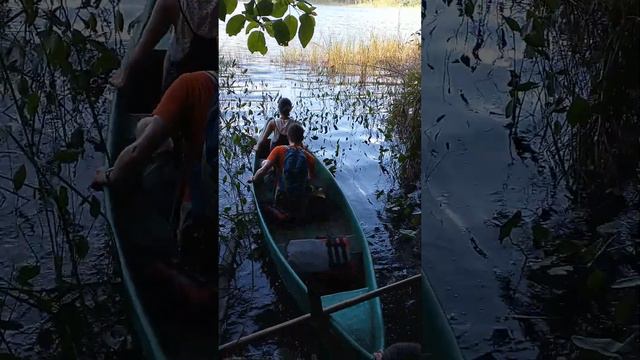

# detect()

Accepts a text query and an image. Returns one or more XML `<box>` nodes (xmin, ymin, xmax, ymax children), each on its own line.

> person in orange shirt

<box><xmin>92</xmin><ymin>70</ymin><xmax>216</xmax><ymax>254</ymax></box>
<box><xmin>251</xmin><ymin>123</ymin><xmax>315</xmax><ymax>217</ymax></box>
<box><xmin>91</xmin><ymin>70</ymin><xmax>217</xmax><ymax>307</ymax></box>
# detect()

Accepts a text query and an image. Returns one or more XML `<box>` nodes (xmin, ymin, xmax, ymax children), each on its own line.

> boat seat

<box><xmin>284</xmin><ymin>237</ymin><xmax>363</xmax><ymax>280</ymax></box>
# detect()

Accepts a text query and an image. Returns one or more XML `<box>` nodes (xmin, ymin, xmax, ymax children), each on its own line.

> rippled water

<box><xmin>421</xmin><ymin>2</ymin><xmax>639</xmax><ymax>359</ymax></box>
<box><xmin>219</xmin><ymin>4</ymin><xmax>421</xmax><ymax>358</ymax></box>
<box><xmin>422</xmin><ymin>2</ymin><xmax>546</xmax><ymax>358</ymax></box>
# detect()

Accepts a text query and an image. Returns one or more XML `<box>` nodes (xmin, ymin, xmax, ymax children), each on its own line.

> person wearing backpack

<box><xmin>251</xmin><ymin>123</ymin><xmax>315</xmax><ymax>217</ymax></box>
<box><xmin>111</xmin><ymin>0</ymin><xmax>217</xmax><ymax>90</ymax></box>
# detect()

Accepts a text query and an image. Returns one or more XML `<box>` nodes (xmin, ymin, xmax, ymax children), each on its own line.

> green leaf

<box><xmin>26</xmin><ymin>93</ymin><xmax>40</xmax><ymax>118</ymax></box>
<box><xmin>523</xmin><ymin>30</ymin><xmax>544</xmax><ymax>48</ymax></box>
<box><xmin>17</xmin><ymin>77</ymin><xmax>29</xmax><ymax>97</ymax></box>
<box><xmin>57</xmin><ymin>186</ymin><xmax>69</xmax><ymax>210</ymax></box>
<box><xmin>460</xmin><ymin>54</ymin><xmax>471</xmax><ymax>68</ymax></box>
<box><xmin>566</xmin><ymin>96</ymin><xmax>590</xmax><ymax>127</ymax></box>
<box><xmin>16</xmin><ymin>264</ymin><xmax>40</xmax><ymax>286</ymax></box>
<box><xmin>115</xmin><ymin>9</ymin><xmax>124</xmax><ymax>32</ymax></box>
<box><xmin>464</xmin><ymin>0</ymin><xmax>475</xmax><ymax>18</ymax></box>
<box><xmin>256</xmin><ymin>0</ymin><xmax>274</xmax><ymax>16</ymax></box>
<box><xmin>515</xmin><ymin>81</ymin><xmax>539</xmax><ymax>92</ymax></box>
<box><xmin>67</xmin><ymin>127</ymin><xmax>85</xmax><ymax>149</ymax></box>
<box><xmin>272</xmin><ymin>19</ymin><xmax>290</xmax><ymax>45</ymax></box>
<box><xmin>0</xmin><ymin>320</ymin><xmax>23</xmax><ymax>331</ymax></box>
<box><xmin>244</xmin><ymin>0</ymin><xmax>256</xmax><ymax>16</ymax></box>
<box><xmin>226</xmin><ymin>14</ymin><xmax>246</xmax><ymax>36</ymax></box>
<box><xmin>531</xmin><ymin>223</ymin><xmax>550</xmax><ymax>247</ymax></box>
<box><xmin>13</xmin><ymin>164</ymin><xmax>26</xmax><ymax>191</ymax></box>
<box><xmin>53</xmin><ymin>149</ymin><xmax>81</xmax><ymax>164</ymax></box>
<box><xmin>505</xmin><ymin>99</ymin><xmax>514</xmax><ymax>118</ymax></box>
<box><xmin>73</xmin><ymin>235</ymin><xmax>89</xmax><ymax>259</ymax></box>
<box><xmin>245</xmin><ymin>21</ymin><xmax>259</xmax><ymax>34</ymax></box>
<box><xmin>264</xmin><ymin>21</ymin><xmax>275</xmax><ymax>37</ymax></box>
<box><xmin>224</xmin><ymin>0</ymin><xmax>238</xmax><ymax>14</ymax></box>
<box><xmin>272</xmin><ymin>0</ymin><xmax>288</xmax><ymax>18</ymax></box>
<box><xmin>502</xmin><ymin>16</ymin><xmax>521</xmax><ymax>32</ymax></box>
<box><xmin>87</xmin><ymin>13</ymin><xmax>97</xmax><ymax>31</ymax></box>
<box><xmin>91</xmin><ymin>50</ymin><xmax>120</xmax><ymax>75</ymax></box>
<box><xmin>283</xmin><ymin>15</ymin><xmax>298</xmax><ymax>41</ymax></box>
<box><xmin>553</xmin><ymin>120</ymin><xmax>562</xmax><ymax>135</ymax></box>
<box><xmin>247</xmin><ymin>30</ymin><xmax>267</xmax><ymax>55</ymax></box>
<box><xmin>90</xmin><ymin>195</ymin><xmax>101</xmax><ymax>218</ymax></box>
<box><xmin>498</xmin><ymin>210</ymin><xmax>522</xmax><ymax>242</ymax></box>
<box><xmin>296</xmin><ymin>1</ymin><xmax>315</xmax><ymax>14</ymax></box>
<box><xmin>545</xmin><ymin>0</ymin><xmax>560</xmax><ymax>11</ymax></box>
<box><xmin>219</xmin><ymin>0</ymin><xmax>227</xmax><ymax>21</ymax></box>
<box><xmin>298</xmin><ymin>13</ymin><xmax>315</xmax><ymax>48</ymax></box>
<box><xmin>23</xmin><ymin>0</ymin><xmax>37</xmax><ymax>25</ymax></box>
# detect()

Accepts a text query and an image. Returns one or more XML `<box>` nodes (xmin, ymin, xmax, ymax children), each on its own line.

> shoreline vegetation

<box><xmin>278</xmin><ymin>35</ymin><xmax>420</xmax><ymax>81</ymax></box>
<box><xmin>278</xmin><ymin>34</ymin><xmax>421</xmax><ymax>187</ymax></box>
<box><xmin>432</xmin><ymin>1</ymin><xmax>639</xmax><ymax>358</ymax></box>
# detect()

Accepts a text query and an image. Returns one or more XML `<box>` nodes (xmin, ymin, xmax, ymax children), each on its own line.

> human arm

<box><xmin>110</xmin><ymin>0</ymin><xmax>178</xmax><ymax>87</ymax></box>
<box><xmin>254</xmin><ymin>119</ymin><xmax>274</xmax><ymax>151</ymax></box>
<box><xmin>91</xmin><ymin>116</ymin><xmax>171</xmax><ymax>190</ymax></box>
<box><xmin>305</xmin><ymin>151</ymin><xmax>316</xmax><ymax>180</ymax></box>
<box><xmin>250</xmin><ymin>159</ymin><xmax>275</xmax><ymax>183</ymax></box>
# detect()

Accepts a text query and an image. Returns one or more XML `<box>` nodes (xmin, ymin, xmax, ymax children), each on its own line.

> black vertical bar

<box><xmin>205</xmin><ymin>5</ymin><xmax>220</xmax><ymax>359</ymax></box>
<box><xmin>308</xmin><ymin>287</ymin><xmax>331</xmax><ymax>359</ymax></box>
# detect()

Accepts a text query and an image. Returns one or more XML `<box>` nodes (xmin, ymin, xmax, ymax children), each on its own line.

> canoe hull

<box><xmin>251</xmin><ymin>151</ymin><xmax>384</xmax><ymax>358</ymax></box>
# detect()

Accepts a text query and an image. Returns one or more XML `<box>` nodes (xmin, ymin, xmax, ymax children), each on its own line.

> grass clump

<box><xmin>386</xmin><ymin>65</ymin><xmax>420</xmax><ymax>186</ymax></box>
<box><xmin>279</xmin><ymin>34</ymin><xmax>420</xmax><ymax>82</ymax></box>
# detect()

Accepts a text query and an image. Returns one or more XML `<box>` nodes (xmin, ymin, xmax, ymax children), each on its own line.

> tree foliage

<box><xmin>220</xmin><ymin>0</ymin><xmax>318</xmax><ymax>54</ymax></box>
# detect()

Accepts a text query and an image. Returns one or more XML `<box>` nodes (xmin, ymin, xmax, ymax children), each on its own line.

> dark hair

<box><xmin>278</xmin><ymin>98</ymin><xmax>293</xmax><ymax>117</ymax></box>
<box><xmin>287</xmin><ymin>123</ymin><xmax>304</xmax><ymax>144</ymax></box>
<box><xmin>381</xmin><ymin>343</ymin><xmax>422</xmax><ymax>360</ymax></box>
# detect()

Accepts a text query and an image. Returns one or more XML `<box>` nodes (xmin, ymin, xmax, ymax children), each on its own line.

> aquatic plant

<box><xmin>387</xmin><ymin>65</ymin><xmax>420</xmax><ymax>186</ymax></box>
<box><xmin>279</xmin><ymin>34</ymin><xmax>420</xmax><ymax>82</ymax></box>
<box><xmin>429</xmin><ymin>0</ymin><xmax>639</xmax><ymax>357</ymax></box>
<box><xmin>0</xmin><ymin>1</ymin><xmax>137</xmax><ymax>358</ymax></box>
<box><xmin>218</xmin><ymin>51</ymin><xmax>421</xmax><ymax>353</ymax></box>
<box><xmin>279</xmin><ymin>32</ymin><xmax>421</xmax><ymax>189</ymax></box>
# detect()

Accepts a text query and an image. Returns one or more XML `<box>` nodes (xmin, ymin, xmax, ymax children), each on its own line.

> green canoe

<box><xmin>104</xmin><ymin>1</ymin><xmax>214</xmax><ymax>358</ymax></box>
<box><xmin>104</xmin><ymin>1</ymin><xmax>167</xmax><ymax>359</ymax></box>
<box><xmin>251</xmin><ymin>148</ymin><xmax>385</xmax><ymax>358</ymax></box>
<box><xmin>421</xmin><ymin>270</ymin><xmax>465</xmax><ymax>359</ymax></box>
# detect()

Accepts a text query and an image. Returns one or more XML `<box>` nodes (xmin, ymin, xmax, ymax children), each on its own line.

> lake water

<box><xmin>218</xmin><ymin>3</ymin><xmax>422</xmax><ymax>358</ymax></box>
<box><xmin>420</xmin><ymin>1</ymin><xmax>640</xmax><ymax>359</ymax></box>
<box><xmin>422</xmin><ymin>2</ymin><xmax>549</xmax><ymax>358</ymax></box>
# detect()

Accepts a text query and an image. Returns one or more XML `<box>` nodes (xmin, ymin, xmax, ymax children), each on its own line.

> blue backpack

<box><xmin>280</xmin><ymin>146</ymin><xmax>309</xmax><ymax>195</ymax></box>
